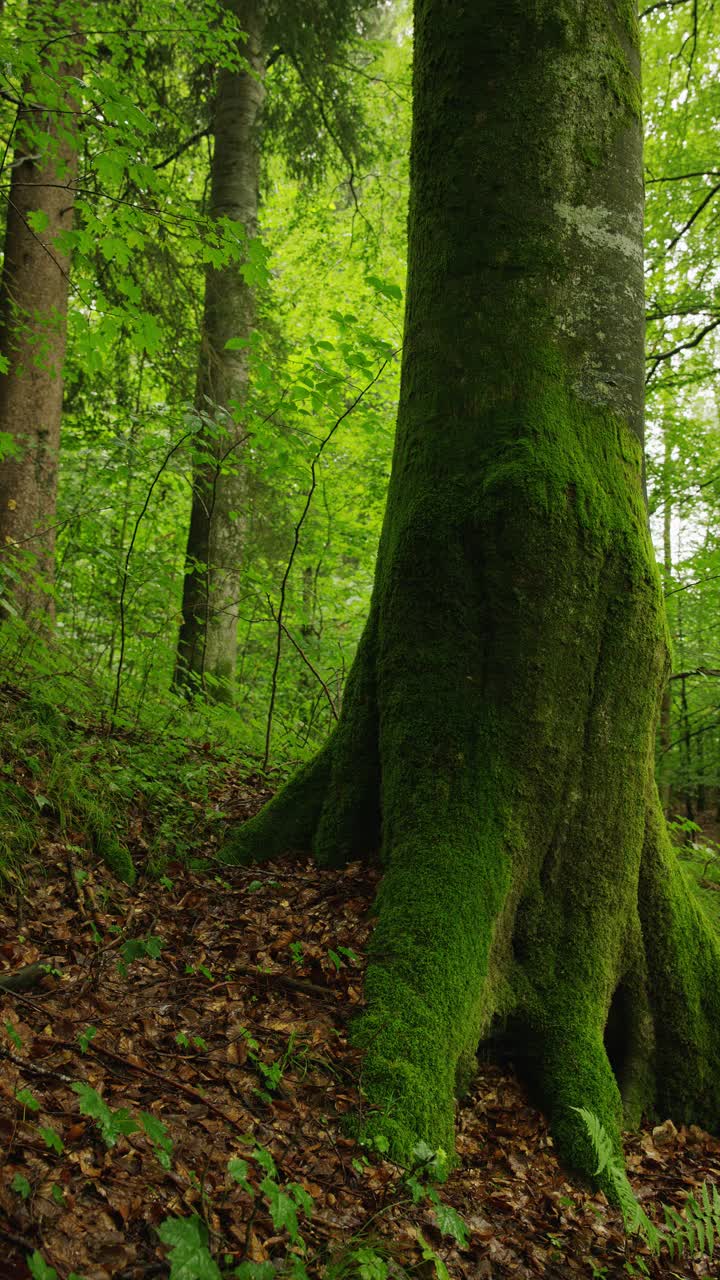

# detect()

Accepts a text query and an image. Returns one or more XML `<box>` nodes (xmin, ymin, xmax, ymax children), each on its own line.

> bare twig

<box><xmin>263</xmin><ymin>354</ymin><xmax>397</xmax><ymax>768</ymax></box>
<box><xmin>153</xmin><ymin>126</ymin><xmax>211</xmax><ymax>172</ymax></box>
<box><xmin>267</xmin><ymin>597</ymin><xmax>338</xmax><ymax>722</ymax></box>
<box><xmin>640</xmin><ymin>0</ymin><xmax>693</xmax><ymax>18</ymax></box>
<box><xmin>646</xmin><ymin>315</ymin><xmax>720</xmax><ymax>382</ymax></box>
<box><xmin>669</xmin><ymin>667</ymin><xmax>720</xmax><ymax>681</ymax></box>
<box><xmin>112</xmin><ymin>429</ymin><xmax>196</xmax><ymax>716</ymax></box>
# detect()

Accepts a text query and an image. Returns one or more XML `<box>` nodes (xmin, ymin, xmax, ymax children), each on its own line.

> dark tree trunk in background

<box><xmin>220</xmin><ymin>0</ymin><xmax>720</xmax><ymax>1182</ymax></box>
<box><xmin>174</xmin><ymin>0</ymin><xmax>264</xmax><ymax>701</ymax></box>
<box><xmin>0</xmin><ymin>39</ymin><xmax>79</xmax><ymax>621</ymax></box>
<box><xmin>659</xmin><ymin>429</ymin><xmax>673</xmax><ymax>813</ymax></box>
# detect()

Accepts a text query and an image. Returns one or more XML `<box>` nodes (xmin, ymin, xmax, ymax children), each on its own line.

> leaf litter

<box><xmin>1</xmin><ymin>776</ymin><xmax>719</xmax><ymax>1280</ymax></box>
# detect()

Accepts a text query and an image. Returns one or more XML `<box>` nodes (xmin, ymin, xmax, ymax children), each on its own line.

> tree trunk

<box><xmin>220</xmin><ymin>0</ymin><xmax>720</xmax><ymax>1180</ymax></box>
<box><xmin>0</xmin><ymin>42</ymin><xmax>80</xmax><ymax>621</ymax></box>
<box><xmin>174</xmin><ymin>0</ymin><xmax>264</xmax><ymax>702</ymax></box>
<box><xmin>659</xmin><ymin>430</ymin><xmax>673</xmax><ymax>813</ymax></box>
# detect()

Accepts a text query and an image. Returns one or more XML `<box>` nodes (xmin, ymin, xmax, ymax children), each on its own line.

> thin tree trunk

<box><xmin>659</xmin><ymin>429</ymin><xmax>673</xmax><ymax>812</ymax></box>
<box><xmin>220</xmin><ymin>0</ymin><xmax>720</xmax><ymax>1184</ymax></box>
<box><xmin>0</xmin><ymin>34</ymin><xmax>80</xmax><ymax>621</ymax></box>
<box><xmin>174</xmin><ymin>0</ymin><xmax>264</xmax><ymax>701</ymax></box>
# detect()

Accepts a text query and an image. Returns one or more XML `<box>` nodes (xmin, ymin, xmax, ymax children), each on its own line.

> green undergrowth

<box><xmin>577</xmin><ymin>1106</ymin><xmax>720</xmax><ymax>1269</ymax></box>
<box><xmin>667</xmin><ymin>817</ymin><xmax>720</xmax><ymax>932</ymax></box>
<box><xmin>0</xmin><ymin>623</ymin><xmax>276</xmax><ymax>889</ymax></box>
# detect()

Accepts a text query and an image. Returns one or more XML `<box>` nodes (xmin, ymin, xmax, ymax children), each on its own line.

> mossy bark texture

<box><xmin>221</xmin><ymin>0</ymin><xmax>720</xmax><ymax>1178</ymax></box>
<box><xmin>175</xmin><ymin>0</ymin><xmax>264</xmax><ymax>701</ymax></box>
<box><xmin>0</xmin><ymin>44</ymin><xmax>80</xmax><ymax>621</ymax></box>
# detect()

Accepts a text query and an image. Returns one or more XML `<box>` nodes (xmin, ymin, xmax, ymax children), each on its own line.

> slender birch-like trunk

<box><xmin>174</xmin><ymin>0</ymin><xmax>264</xmax><ymax>700</ymax></box>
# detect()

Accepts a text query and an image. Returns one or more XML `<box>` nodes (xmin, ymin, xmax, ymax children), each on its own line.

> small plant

<box><xmin>116</xmin><ymin>934</ymin><xmax>165</xmax><ymax>977</ymax></box>
<box><xmin>574</xmin><ymin>1106</ymin><xmax>720</xmax><ymax>1262</ymax></box>
<box><xmin>77</xmin><ymin>1025</ymin><xmax>98</xmax><ymax>1053</ymax></box>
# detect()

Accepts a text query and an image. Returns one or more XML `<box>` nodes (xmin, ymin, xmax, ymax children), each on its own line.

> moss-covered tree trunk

<box><xmin>221</xmin><ymin>0</ymin><xmax>720</xmax><ymax>1177</ymax></box>
<box><xmin>174</xmin><ymin>0</ymin><xmax>264</xmax><ymax>701</ymax></box>
<box><xmin>0</xmin><ymin>37</ymin><xmax>79</xmax><ymax>621</ymax></box>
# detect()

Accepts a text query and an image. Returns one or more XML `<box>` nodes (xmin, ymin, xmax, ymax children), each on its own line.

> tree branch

<box><xmin>263</xmin><ymin>353</ymin><xmax>397</xmax><ymax>768</ymax></box>
<box><xmin>640</xmin><ymin>0</ymin><xmax>693</xmax><ymax>15</ymax></box>
<box><xmin>645</xmin><ymin>315</ymin><xmax>720</xmax><ymax>381</ymax></box>
<box><xmin>153</xmin><ymin>126</ymin><xmax>211</xmax><ymax>172</ymax></box>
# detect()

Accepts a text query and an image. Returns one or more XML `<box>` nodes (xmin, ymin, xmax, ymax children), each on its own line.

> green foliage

<box><xmin>157</xmin><ymin>1215</ymin><xmax>222</xmax><ymax>1280</ymax></box>
<box><xmin>575</xmin><ymin>1107</ymin><xmax>720</xmax><ymax>1262</ymax></box>
<box><xmin>140</xmin><ymin>1111</ymin><xmax>174</xmax><ymax>1170</ymax></box>
<box><xmin>16</xmin><ymin>1087</ymin><xmax>41</xmax><ymax>1112</ymax></box>
<box><xmin>39</xmin><ymin>1125</ymin><xmax>65</xmax><ymax>1155</ymax></box>
<box><xmin>71</xmin><ymin>1082</ymin><xmax>139</xmax><ymax>1147</ymax></box>
<box><xmin>118</xmin><ymin>934</ymin><xmax>165</xmax><ymax>976</ymax></box>
<box><xmin>77</xmin><ymin>1026</ymin><xmax>98</xmax><ymax>1054</ymax></box>
<box><xmin>12</xmin><ymin>1172</ymin><xmax>31</xmax><ymax>1199</ymax></box>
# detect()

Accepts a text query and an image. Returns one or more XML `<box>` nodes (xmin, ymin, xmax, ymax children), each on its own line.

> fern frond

<box><xmin>570</xmin><ymin>1105</ymin><xmax>615</xmax><ymax>1177</ymax></box>
<box><xmin>574</xmin><ymin>1107</ymin><xmax>720</xmax><ymax>1266</ymax></box>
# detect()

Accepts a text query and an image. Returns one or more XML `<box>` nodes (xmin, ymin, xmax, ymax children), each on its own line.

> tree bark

<box><xmin>174</xmin><ymin>0</ymin><xmax>264</xmax><ymax>701</ymax></box>
<box><xmin>0</xmin><ymin>39</ymin><xmax>80</xmax><ymax>621</ymax></box>
<box><xmin>659</xmin><ymin>429</ymin><xmax>673</xmax><ymax>813</ymax></box>
<box><xmin>220</xmin><ymin>0</ymin><xmax>720</xmax><ymax>1181</ymax></box>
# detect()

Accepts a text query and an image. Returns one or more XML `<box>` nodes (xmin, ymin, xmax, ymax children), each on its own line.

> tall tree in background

<box><xmin>174</xmin><ymin>0</ymin><xmax>264</xmax><ymax>697</ymax></box>
<box><xmin>174</xmin><ymin>0</ymin><xmax>378</xmax><ymax>701</ymax></box>
<box><xmin>0</xmin><ymin>13</ymin><xmax>80</xmax><ymax>619</ymax></box>
<box><xmin>221</xmin><ymin>0</ymin><xmax>720</xmax><ymax>1180</ymax></box>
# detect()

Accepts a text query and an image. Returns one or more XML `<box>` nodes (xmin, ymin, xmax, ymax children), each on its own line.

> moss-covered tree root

<box><xmin>220</xmin><ymin>386</ymin><xmax>720</xmax><ymax>1180</ymax></box>
<box><xmin>221</xmin><ymin>0</ymin><xmax>720</xmax><ymax>1183</ymax></box>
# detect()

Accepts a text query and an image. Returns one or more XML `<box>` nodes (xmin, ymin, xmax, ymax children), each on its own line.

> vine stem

<box><xmin>262</xmin><ymin>352</ymin><xmax>397</xmax><ymax>770</ymax></box>
<box><xmin>111</xmin><ymin>428</ymin><xmax>195</xmax><ymax>718</ymax></box>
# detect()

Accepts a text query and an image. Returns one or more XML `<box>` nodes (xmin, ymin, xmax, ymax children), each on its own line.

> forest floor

<box><xmin>2</xmin><ymin>774</ymin><xmax>720</xmax><ymax>1280</ymax></box>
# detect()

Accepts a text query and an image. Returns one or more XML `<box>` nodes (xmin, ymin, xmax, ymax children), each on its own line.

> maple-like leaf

<box><xmin>260</xmin><ymin>1177</ymin><xmax>299</xmax><ymax>1242</ymax></box>
<box><xmin>157</xmin><ymin>1215</ymin><xmax>222</xmax><ymax>1280</ymax></box>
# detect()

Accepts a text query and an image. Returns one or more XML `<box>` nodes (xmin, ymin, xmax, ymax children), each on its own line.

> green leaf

<box><xmin>157</xmin><ymin>1215</ymin><xmax>222</xmax><ymax>1280</ymax></box>
<box><xmin>77</xmin><ymin>1025</ymin><xmax>98</xmax><ymax>1053</ymax></box>
<box><xmin>112</xmin><ymin>1108</ymin><xmax>140</xmax><ymax>1137</ymax></box>
<box><xmin>366</xmin><ymin>274</ymin><xmax>402</xmax><ymax>302</ymax></box>
<box><xmin>0</xmin><ymin>426</ymin><xmax>18</xmax><ymax>454</ymax></box>
<box><xmin>12</xmin><ymin>1172</ymin><xmax>31</xmax><ymax>1199</ymax></box>
<box><xmin>139</xmin><ymin>1111</ymin><xmax>173</xmax><ymax>1168</ymax></box>
<box><xmin>287</xmin><ymin>1182</ymin><xmax>314</xmax><ymax>1218</ymax></box>
<box><xmin>416</xmin><ymin>1232</ymin><xmax>450</xmax><ymax>1280</ymax></box>
<box><xmin>233</xmin><ymin>1265</ymin><xmax>275</xmax><ymax>1280</ymax></box>
<box><xmin>260</xmin><ymin>1178</ymin><xmax>299</xmax><ymax>1241</ymax></box>
<box><xmin>253</xmin><ymin>1146</ymin><xmax>277</xmax><ymax>1177</ymax></box>
<box><xmin>432</xmin><ymin>1199</ymin><xmax>469</xmax><ymax>1246</ymax></box>
<box><xmin>27</xmin><ymin>1253</ymin><xmax>58</xmax><ymax>1280</ymax></box>
<box><xmin>5</xmin><ymin>1021</ymin><xmax>22</xmax><ymax>1050</ymax></box>
<box><xmin>16</xmin><ymin>1087</ymin><xmax>40</xmax><ymax>1111</ymax></box>
<box><xmin>27</xmin><ymin>209</ymin><xmax>50</xmax><ymax>235</ymax></box>
<box><xmin>39</xmin><ymin>1126</ymin><xmax>65</xmax><ymax>1155</ymax></box>
<box><xmin>354</xmin><ymin>1247</ymin><xmax>389</xmax><ymax>1280</ymax></box>
<box><xmin>227</xmin><ymin>1157</ymin><xmax>254</xmax><ymax>1195</ymax></box>
<box><xmin>71</xmin><ymin>1082</ymin><xmax>135</xmax><ymax>1147</ymax></box>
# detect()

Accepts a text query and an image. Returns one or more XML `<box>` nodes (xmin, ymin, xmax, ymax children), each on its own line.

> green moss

<box><xmin>219</xmin><ymin>745</ymin><xmax>331</xmax><ymax>866</ymax></box>
<box><xmin>639</xmin><ymin>797</ymin><xmax>720</xmax><ymax>1130</ymax></box>
<box><xmin>221</xmin><ymin>619</ymin><xmax>381</xmax><ymax>869</ymax></box>
<box><xmin>215</xmin><ymin>0</ymin><xmax>720</xmax><ymax>1193</ymax></box>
